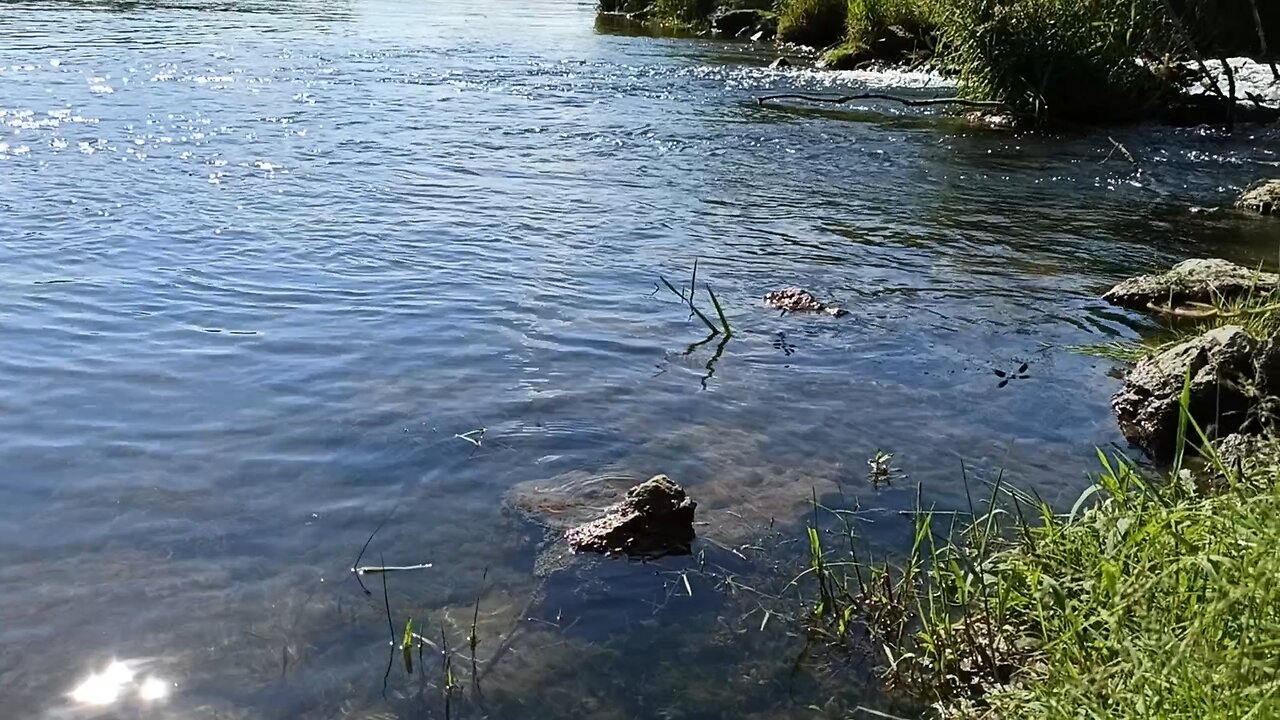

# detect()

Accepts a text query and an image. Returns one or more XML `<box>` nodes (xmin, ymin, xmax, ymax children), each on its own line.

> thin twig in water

<box><xmin>470</xmin><ymin>567</ymin><xmax>488</xmax><ymax>690</ymax></box>
<box><xmin>454</xmin><ymin>428</ymin><xmax>485</xmax><ymax>447</ymax></box>
<box><xmin>352</xmin><ymin>511</ymin><xmax>394</xmax><ymax>595</ymax></box>
<box><xmin>380</xmin><ymin>555</ymin><xmax>395</xmax><ymax>697</ymax></box>
<box><xmin>1158</xmin><ymin>0</ymin><xmax>1227</xmax><ymax>101</ymax></box>
<box><xmin>1102</xmin><ymin>136</ymin><xmax>1138</xmax><ymax>167</ymax></box>
<box><xmin>1219</xmin><ymin>55</ymin><xmax>1238</xmax><ymax>130</ymax></box>
<box><xmin>380</xmin><ymin>554</ymin><xmax>395</xmax><ymax>645</ymax></box>
<box><xmin>356</xmin><ymin>563</ymin><xmax>435</xmax><ymax>575</ymax></box>
<box><xmin>1248</xmin><ymin>0</ymin><xmax>1280</xmax><ymax>80</ymax></box>
<box><xmin>755</xmin><ymin>92</ymin><xmax>1008</xmax><ymax>109</ymax></box>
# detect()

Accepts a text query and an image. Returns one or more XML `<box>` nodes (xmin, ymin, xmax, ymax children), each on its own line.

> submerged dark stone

<box><xmin>1102</xmin><ymin>258</ymin><xmax>1280</xmax><ymax>311</ymax></box>
<box><xmin>564</xmin><ymin>475</ymin><xmax>695</xmax><ymax>557</ymax></box>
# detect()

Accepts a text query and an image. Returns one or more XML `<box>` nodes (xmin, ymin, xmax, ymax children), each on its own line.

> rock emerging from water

<box><xmin>564</xmin><ymin>475</ymin><xmax>696</xmax><ymax>557</ymax></box>
<box><xmin>1236</xmin><ymin>179</ymin><xmax>1280</xmax><ymax>216</ymax></box>
<box><xmin>764</xmin><ymin>288</ymin><xmax>846</xmax><ymax>316</ymax></box>
<box><xmin>1112</xmin><ymin>326</ymin><xmax>1263</xmax><ymax>460</ymax></box>
<box><xmin>1101</xmin><ymin>258</ymin><xmax>1280</xmax><ymax>311</ymax></box>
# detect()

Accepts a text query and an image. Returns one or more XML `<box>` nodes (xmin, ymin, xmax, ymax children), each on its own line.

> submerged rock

<box><xmin>1236</xmin><ymin>179</ymin><xmax>1280</xmax><ymax>216</ymax></box>
<box><xmin>1112</xmin><ymin>326</ymin><xmax>1259</xmax><ymax>460</ymax></box>
<box><xmin>1101</xmin><ymin>258</ymin><xmax>1280</xmax><ymax>311</ymax></box>
<box><xmin>764</xmin><ymin>288</ymin><xmax>846</xmax><ymax>316</ymax></box>
<box><xmin>564</xmin><ymin>475</ymin><xmax>696</xmax><ymax>557</ymax></box>
<box><xmin>769</xmin><ymin>56</ymin><xmax>791</xmax><ymax>69</ymax></box>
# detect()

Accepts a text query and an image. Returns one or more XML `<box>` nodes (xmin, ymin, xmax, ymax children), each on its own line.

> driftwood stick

<box><xmin>755</xmin><ymin>92</ymin><xmax>1008</xmax><ymax>110</ymax></box>
<box><xmin>1158</xmin><ymin>0</ymin><xmax>1227</xmax><ymax>101</ymax></box>
<box><xmin>1247</xmin><ymin>0</ymin><xmax>1280</xmax><ymax>81</ymax></box>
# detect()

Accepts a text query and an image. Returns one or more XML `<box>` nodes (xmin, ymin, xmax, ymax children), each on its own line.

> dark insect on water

<box><xmin>994</xmin><ymin>362</ymin><xmax>1030</xmax><ymax>388</ymax></box>
<box><xmin>773</xmin><ymin>332</ymin><xmax>796</xmax><ymax>356</ymax></box>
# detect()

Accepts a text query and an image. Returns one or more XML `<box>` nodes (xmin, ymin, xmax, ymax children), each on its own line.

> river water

<box><xmin>2</xmin><ymin>1</ymin><xmax>1278</xmax><ymax>717</ymax></box>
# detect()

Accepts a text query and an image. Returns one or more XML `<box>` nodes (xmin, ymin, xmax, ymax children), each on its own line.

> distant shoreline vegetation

<box><xmin>598</xmin><ymin>0</ymin><xmax>1280</xmax><ymax>125</ymax></box>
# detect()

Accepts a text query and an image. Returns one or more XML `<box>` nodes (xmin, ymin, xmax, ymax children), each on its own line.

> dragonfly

<box><xmin>994</xmin><ymin>362</ymin><xmax>1030</xmax><ymax>388</ymax></box>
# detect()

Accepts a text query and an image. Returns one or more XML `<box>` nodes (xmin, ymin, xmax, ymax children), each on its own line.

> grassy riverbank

<box><xmin>613</xmin><ymin>0</ymin><xmax>1279</xmax><ymax>123</ymax></box>
<box><xmin>802</xmin><ymin>424</ymin><xmax>1280</xmax><ymax>717</ymax></box>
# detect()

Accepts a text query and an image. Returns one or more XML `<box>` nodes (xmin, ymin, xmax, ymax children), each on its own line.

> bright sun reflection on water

<box><xmin>138</xmin><ymin>676</ymin><xmax>171</xmax><ymax>702</ymax></box>
<box><xmin>70</xmin><ymin>660</ymin><xmax>172</xmax><ymax>706</ymax></box>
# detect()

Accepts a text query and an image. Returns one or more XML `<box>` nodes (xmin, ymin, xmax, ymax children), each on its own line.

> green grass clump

<box><xmin>800</xmin><ymin>407</ymin><xmax>1280</xmax><ymax>716</ymax></box>
<box><xmin>653</xmin><ymin>0</ymin><xmax>720</xmax><ymax>25</ymax></box>
<box><xmin>845</xmin><ymin>0</ymin><xmax>939</xmax><ymax>59</ymax></box>
<box><xmin>776</xmin><ymin>0</ymin><xmax>847</xmax><ymax>47</ymax></box>
<box><xmin>940</xmin><ymin>452</ymin><xmax>1280</xmax><ymax>719</ymax></box>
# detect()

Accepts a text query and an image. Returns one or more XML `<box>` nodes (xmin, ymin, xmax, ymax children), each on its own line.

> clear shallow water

<box><xmin>2</xmin><ymin>1</ymin><xmax>1279</xmax><ymax>717</ymax></box>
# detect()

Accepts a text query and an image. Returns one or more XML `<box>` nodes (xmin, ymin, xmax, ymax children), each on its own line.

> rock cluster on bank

<box><xmin>1105</xmin><ymin>257</ymin><xmax>1280</xmax><ymax>461</ymax></box>
<box><xmin>1236</xmin><ymin>179</ymin><xmax>1280</xmax><ymax>216</ymax></box>
<box><xmin>1101</xmin><ymin>258</ymin><xmax>1279</xmax><ymax>311</ymax></box>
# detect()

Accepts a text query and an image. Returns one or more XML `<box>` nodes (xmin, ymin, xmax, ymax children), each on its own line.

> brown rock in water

<box><xmin>1236</xmin><ymin>179</ymin><xmax>1280</xmax><ymax>216</ymax></box>
<box><xmin>1101</xmin><ymin>258</ymin><xmax>1280</xmax><ymax>311</ymax></box>
<box><xmin>564</xmin><ymin>475</ymin><xmax>696</xmax><ymax>557</ymax></box>
<box><xmin>1112</xmin><ymin>325</ymin><xmax>1259</xmax><ymax>461</ymax></box>
<box><xmin>764</xmin><ymin>288</ymin><xmax>846</xmax><ymax>316</ymax></box>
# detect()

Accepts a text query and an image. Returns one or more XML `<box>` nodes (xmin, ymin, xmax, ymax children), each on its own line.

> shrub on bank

<box><xmin>940</xmin><ymin>0</ymin><xmax>1177</xmax><ymax>122</ymax></box>
<box><xmin>601</xmin><ymin>0</ymin><xmax>1274</xmax><ymax>123</ymax></box>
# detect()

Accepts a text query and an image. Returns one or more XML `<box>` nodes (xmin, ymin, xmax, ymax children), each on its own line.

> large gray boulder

<box><xmin>564</xmin><ymin>475</ymin><xmax>696</xmax><ymax>557</ymax></box>
<box><xmin>1102</xmin><ymin>258</ymin><xmax>1280</xmax><ymax>311</ymax></box>
<box><xmin>1112</xmin><ymin>326</ymin><xmax>1260</xmax><ymax>460</ymax></box>
<box><xmin>1236</xmin><ymin>179</ymin><xmax>1280</xmax><ymax>216</ymax></box>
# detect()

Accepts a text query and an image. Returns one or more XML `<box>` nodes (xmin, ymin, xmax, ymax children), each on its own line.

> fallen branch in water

<box><xmin>755</xmin><ymin>92</ymin><xmax>1009</xmax><ymax>110</ymax></box>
